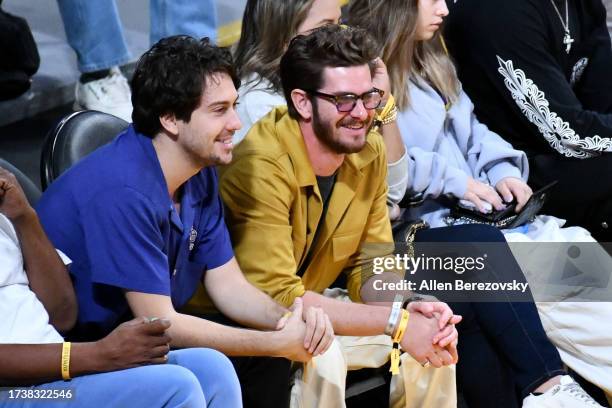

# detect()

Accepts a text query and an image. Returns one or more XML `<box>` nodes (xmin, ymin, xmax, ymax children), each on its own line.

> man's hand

<box><xmin>463</xmin><ymin>177</ymin><xmax>505</xmax><ymax>212</ymax></box>
<box><xmin>273</xmin><ymin>298</ymin><xmax>313</xmax><ymax>362</ymax></box>
<box><xmin>399</xmin><ymin>311</ymin><xmax>455</xmax><ymax>368</ymax></box>
<box><xmin>277</xmin><ymin>301</ymin><xmax>334</xmax><ymax>356</ymax></box>
<box><xmin>371</xmin><ymin>57</ymin><xmax>392</xmax><ymax>100</ymax></box>
<box><xmin>406</xmin><ymin>301</ymin><xmax>461</xmax><ymax>364</ymax></box>
<box><xmin>96</xmin><ymin>317</ymin><xmax>172</xmax><ymax>371</ymax></box>
<box><xmin>495</xmin><ymin>177</ymin><xmax>533</xmax><ymax>212</ymax></box>
<box><xmin>0</xmin><ymin>167</ymin><xmax>33</xmax><ymax>222</ymax></box>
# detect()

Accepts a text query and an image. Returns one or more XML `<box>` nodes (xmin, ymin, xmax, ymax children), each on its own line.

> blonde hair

<box><xmin>347</xmin><ymin>0</ymin><xmax>460</xmax><ymax>110</ymax></box>
<box><xmin>233</xmin><ymin>0</ymin><xmax>316</xmax><ymax>92</ymax></box>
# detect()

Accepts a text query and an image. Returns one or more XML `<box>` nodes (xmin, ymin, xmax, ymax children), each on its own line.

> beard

<box><xmin>311</xmin><ymin>105</ymin><xmax>371</xmax><ymax>154</ymax></box>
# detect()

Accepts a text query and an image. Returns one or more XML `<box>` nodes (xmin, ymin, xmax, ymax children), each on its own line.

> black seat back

<box><xmin>40</xmin><ymin>110</ymin><xmax>128</xmax><ymax>190</ymax></box>
<box><xmin>0</xmin><ymin>158</ymin><xmax>41</xmax><ymax>206</ymax></box>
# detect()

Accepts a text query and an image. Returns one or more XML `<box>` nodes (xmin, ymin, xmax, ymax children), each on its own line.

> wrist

<box><xmin>70</xmin><ymin>342</ymin><xmax>105</xmax><ymax>376</ymax></box>
<box><xmin>384</xmin><ymin>294</ymin><xmax>404</xmax><ymax>336</ymax></box>
<box><xmin>9</xmin><ymin>207</ymin><xmax>37</xmax><ymax>228</ymax></box>
<box><xmin>374</xmin><ymin>95</ymin><xmax>397</xmax><ymax>130</ymax></box>
<box><xmin>266</xmin><ymin>331</ymin><xmax>284</xmax><ymax>358</ymax></box>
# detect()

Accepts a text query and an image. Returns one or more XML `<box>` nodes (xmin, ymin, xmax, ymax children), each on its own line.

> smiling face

<box><xmin>175</xmin><ymin>72</ymin><xmax>241</xmax><ymax>167</ymax></box>
<box><xmin>415</xmin><ymin>0</ymin><xmax>449</xmax><ymax>41</ymax></box>
<box><xmin>310</xmin><ymin>65</ymin><xmax>377</xmax><ymax>154</ymax></box>
<box><xmin>297</xmin><ymin>0</ymin><xmax>342</xmax><ymax>35</ymax></box>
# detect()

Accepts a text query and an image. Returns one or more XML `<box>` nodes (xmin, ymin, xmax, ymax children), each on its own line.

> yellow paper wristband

<box><xmin>389</xmin><ymin>347</ymin><xmax>401</xmax><ymax>375</ymax></box>
<box><xmin>392</xmin><ymin>309</ymin><xmax>410</xmax><ymax>343</ymax></box>
<box><xmin>61</xmin><ymin>342</ymin><xmax>71</xmax><ymax>380</ymax></box>
<box><xmin>377</xmin><ymin>94</ymin><xmax>396</xmax><ymax>120</ymax></box>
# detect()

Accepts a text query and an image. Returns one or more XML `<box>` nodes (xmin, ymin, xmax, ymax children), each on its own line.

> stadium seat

<box><xmin>40</xmin><ymin>110</ymin><xmax>128</xmax><ymax>190</ymax></box>
<box><xmin>0</xmin><ymin>158</ymin><xmax>41</xmax><ymax>206</ymax></box>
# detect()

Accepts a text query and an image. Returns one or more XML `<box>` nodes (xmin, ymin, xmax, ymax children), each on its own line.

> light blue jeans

<box><xmin>57</xmin><ymin>0</ymin><xmax>218</xmax><ymax>73</ymax></box>
<box><xmin>0</xmin><ymin>348</ymin><xmax>242</xmax><ymax>407</ymax></box>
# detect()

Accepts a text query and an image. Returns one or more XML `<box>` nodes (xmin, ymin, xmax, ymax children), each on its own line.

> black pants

<box><xmin>200</xmin><ymin>313</ymin><xmax>292</xmax><ymax>408</ymax></box>
<box><xmin>414</xmin><ymin>225</ymin><xmax>565</xmax><ymax>407</ymax></box>
<box><xmin>228</xmin><ymin>355</ymin><xmax>291</xmax><ymax>408</ymax></box>
<box><xmin>529</xmin><ymin>153</ymin><xmax>612</xmax><ymax>242</ymax></box>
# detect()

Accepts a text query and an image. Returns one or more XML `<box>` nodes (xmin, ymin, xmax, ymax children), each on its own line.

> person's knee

<box><xmin>176</xmin><ymin>348</ymin><xmax>241</xmax><ymax>397</ymax></box>
<box><xmin>200</xmin><ymin>348</ymin><xmax>239</xmax><ymax>383</ymax></box>
<box><xmin>300</xmin><ymin>338</ymin><xmax>349</xmax><ymax>386</ymax></box>
<box><xmin>155</xmin><ymin>365</ymin><xmax>207</xmax><ymax>407</ymax></box>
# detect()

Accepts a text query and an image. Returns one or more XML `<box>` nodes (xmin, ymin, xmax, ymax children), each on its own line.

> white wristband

<box><xmin>384</xmin><ymin>294</ymin><xmax>404</xmax><ymax>336</ymax></box>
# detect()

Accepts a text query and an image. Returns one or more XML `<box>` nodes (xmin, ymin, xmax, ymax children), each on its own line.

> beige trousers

<box><xmin>290</xmin><ymin>289</ymin><xmax>456</xmax><ymax>408</ymax></box>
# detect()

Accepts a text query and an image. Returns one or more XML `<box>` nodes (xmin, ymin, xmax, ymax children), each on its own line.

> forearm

<box><xmin>165</xmin><ymin>311</ymin><xmax>283</xmax><ymax>357</ymax></box>
<box><xmin>380</xmin><ymin>121</ymin><xmax>406</xmax><ymax>163</ymax></box>
<box><xmin>205</xmin><ymin>258</ymin><xmax>288</xmax><ymax>330</ymax></box>
<box><xmin>12</xmin><ymin>210</ymin><xmax>76</xmax><ymax>331</ymax></box>
<box><xmin>302</xmin><ymin>290</ymin><xmax>390</xmax><ymax>337</ymax></box>
<box><xmin>360</xmin><ymin>272</ymin><xmax>413</xmax><ymax>305</ymax></box>
<box><xmin>0</xmin><ymin>343</ymin><xmax>103</xmax><ymax>385</ymax></box>
<box><xmin>211</xmin><ymin>275</ymin><xmax>287</xmax><ymax>331</ymax></box>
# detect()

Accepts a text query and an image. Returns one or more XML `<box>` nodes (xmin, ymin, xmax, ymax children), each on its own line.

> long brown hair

<box><xmin>233</xmin><ymin>0</ymin><xmax>316</xmax><ymax>92</ymax></box>
<box><xmin>347</xmin><ymin>0</ymin><xmax>460</xmax><ymax>110</ymax></box>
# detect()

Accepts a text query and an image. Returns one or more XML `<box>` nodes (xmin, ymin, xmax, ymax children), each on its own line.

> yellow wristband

<box><xmin>377</xmin><ymin>94</ymin><xmax>396</xmax><ymax>120</ymax></box>
<box><xmin>61</xmin><ymin>342</ymin><xmax>71</xmax><ymax>381</ymax></box>
<box><xmin>392</xmin><ymin>309</ymin><xmax>410</xmax><ymax>343</ymax></box>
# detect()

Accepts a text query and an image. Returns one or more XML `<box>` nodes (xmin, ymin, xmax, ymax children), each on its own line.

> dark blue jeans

<box><xmin>414</xmin><ymin>224</ymin><xmax>565</xmax><ymax>407</ymax></box>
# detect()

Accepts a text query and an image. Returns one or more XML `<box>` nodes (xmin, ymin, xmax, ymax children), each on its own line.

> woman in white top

<box><xmin>233</xmin><ymin>0</ymin><xmax>408</xmax><ymax>204</ymax></box>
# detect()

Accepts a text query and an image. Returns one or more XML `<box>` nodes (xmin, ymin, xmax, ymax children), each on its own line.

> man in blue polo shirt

<box><xmin>36</xmin><ymin>36</ymin><xmax>333</xmax><ymax>408</ymax></box>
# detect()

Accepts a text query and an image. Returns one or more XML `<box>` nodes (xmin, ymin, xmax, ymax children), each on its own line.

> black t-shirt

<box><xmin>444</xmin><ymin>0</ymin><xmax>612</xmax><ymax>159</ymax></box>
<box><xmin>297</xmin><ymin>173</ymin><xmax>336</xmax><ymax>277</ymax></box>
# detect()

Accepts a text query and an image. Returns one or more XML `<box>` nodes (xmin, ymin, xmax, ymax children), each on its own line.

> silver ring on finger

<box><xmin>421</xmin><ymin>359</ymin><xmax>431</xmax><ymax>368</ymax></box>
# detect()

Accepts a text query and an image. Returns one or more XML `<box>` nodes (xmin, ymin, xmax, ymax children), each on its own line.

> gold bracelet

<box><xmin>61</xmin><ymin>342</ymin><xmax>71</xmax><ymax>381</ymax></box>
<box><xmin>373</xmin><ymin>94</ymin><xmax>397</xmax><ymax>131</ymax></box>
<box><xmin>380</xmin><ymin>105</ymin><xmax>398</xmax><ymax>125</ymax></box>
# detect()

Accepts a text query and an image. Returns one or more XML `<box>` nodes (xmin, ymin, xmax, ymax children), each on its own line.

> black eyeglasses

<box><xmin>307</xmin><ymin>88</ymin><xmax>384</xmax><ymax>112</ymax></box>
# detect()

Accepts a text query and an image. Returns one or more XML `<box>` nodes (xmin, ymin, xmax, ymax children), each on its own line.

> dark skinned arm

<box><xmin>0</xmin><ymin>318</ymin><xmax>172</xmax><ymax>386</ymax></box>
<box><xmin>0</xmin><ymin>167</ymin><xmax>77</xmax><ymax>332</ymax></box>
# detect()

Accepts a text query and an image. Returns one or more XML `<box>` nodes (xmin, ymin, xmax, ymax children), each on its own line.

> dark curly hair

<box><xmin>131</xmin><ymin>35</ymin><xmax>240</xmax><ymax>137</ymax></box>
<box><xmin>280</xmin><ymin>25</ymin><xmax>379</xmax><ymax>119</ymax></box>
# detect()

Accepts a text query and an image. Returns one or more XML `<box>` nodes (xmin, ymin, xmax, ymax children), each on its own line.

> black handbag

<box><xmin>447</xmin><ymin>181</ymin><xmax>558</xmax><ymax>229</ymax></box>
<box><xmin>0</xmin><ymin>4</ymin><xmax>40</xmax><ymax>100</ymax></box>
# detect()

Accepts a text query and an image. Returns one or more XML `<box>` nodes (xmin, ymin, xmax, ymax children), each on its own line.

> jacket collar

<box><xmin>272</xmin><ymin>107</ymin><xmax>380</xmax><ymax>250</ymax></box>
<box><xmin>273</xmin><ymin>106</ymin><xmax>379</xmax><ymax>189</ymax></box>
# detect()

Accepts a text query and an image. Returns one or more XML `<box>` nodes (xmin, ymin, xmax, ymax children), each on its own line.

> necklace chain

<box><xmin>549</xmin><ymin>0</ymin><xmax>569</xmax><ymax>32</ymax></box>
<box><xmin>549</xmin><ymin>0</ymin><xmax>574</xmax><ymax>53</ymax></box>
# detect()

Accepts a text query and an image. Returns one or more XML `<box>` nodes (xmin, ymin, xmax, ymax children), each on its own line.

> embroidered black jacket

<box><xmin>444</xmin><ymin>0</ymin><xmax>612</xmax><ymax>159</ymax></box>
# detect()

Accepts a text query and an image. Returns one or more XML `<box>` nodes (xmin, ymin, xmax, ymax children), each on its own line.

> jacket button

<box><xmin>602</xmin><ymin>222</ymin><xmax>609</xmax><ymax>229</ymax></box>
<box><xmin>173</xmin><ymin>268</ymin><xmax>178</xmax><ymax>276</ymax></box>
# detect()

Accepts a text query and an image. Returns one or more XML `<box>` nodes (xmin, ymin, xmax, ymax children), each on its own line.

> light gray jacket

<box><xmin>397</xmin><ymin>78</ymin><xmax>529</xmax><ymax>225</ymax></box>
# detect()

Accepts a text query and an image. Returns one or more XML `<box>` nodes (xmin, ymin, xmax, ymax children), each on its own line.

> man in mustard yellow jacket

<box><xmin>218</xmin><ymin>25</ymin><xmax>460</xmax><ymax>408</ymax></box>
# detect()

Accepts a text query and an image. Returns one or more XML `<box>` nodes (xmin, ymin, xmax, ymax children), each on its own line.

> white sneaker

<box><xmin>74</xmin><ymin>66</ymin><xmax>132</xmax><ymax>122</ymax></box>
<box><xmin>523</xmin><ymin>375</ymin><xmax>603</xmax><ymax>407</ymax></box>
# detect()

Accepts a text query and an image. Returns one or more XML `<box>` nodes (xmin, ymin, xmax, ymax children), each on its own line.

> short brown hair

<box><xmin>280</xmin><ymin>25</ymin><xmax>379</xmax><ymax>119</ymax></box>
